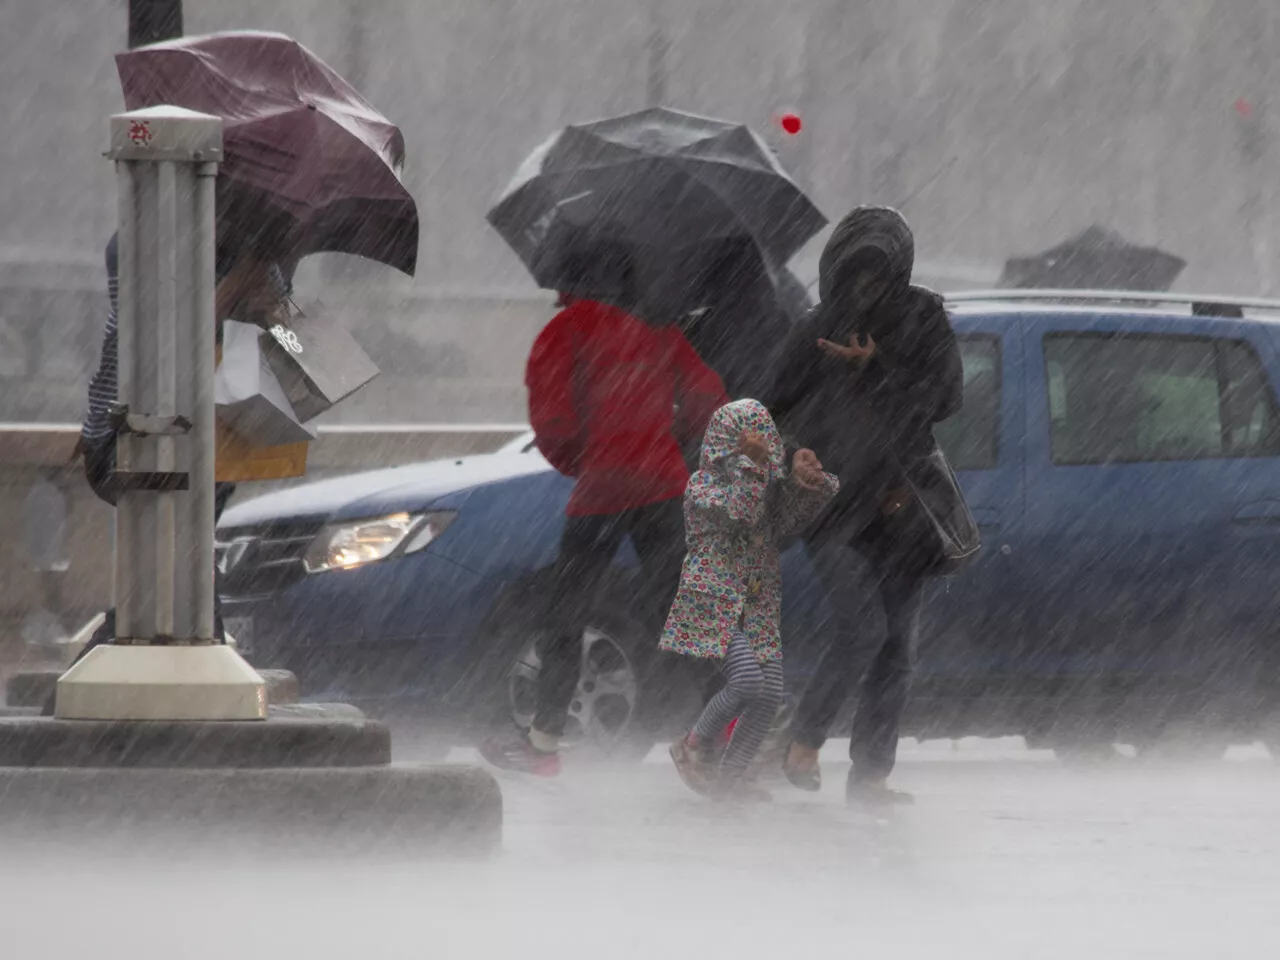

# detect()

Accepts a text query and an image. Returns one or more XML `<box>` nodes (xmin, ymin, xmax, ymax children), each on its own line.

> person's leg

<box><xmin>788</xmin><ymin>540</ymin><xmax>881</xmax><ymax>752</ymax></box>
<box><xmin>530</xmin><ymin>514</ymin><xmax>619</xmax><ymax>748</ymax></box>
<box><xmin>482</xmin><ymin>513</ymin><xmax>619</xmax><ymax>774</ymax></box>
<box><xmin>626</xmin><ymin>496</ymin><xmax>687</xmax><ymax>633</ymax></box>
<box><xmin>720</xmin><ymin>657</ymin><xmax>784</xmax><ymax>779</ymax></box>
<box><xmin>847</xmin><ymin>568</ymin><xmax>924</xmax><ymax>799</ymax></box>
<box><xmin>672</xmin><ymin>634</ymin><xmax>762</xmax><ymax>796</ymax></box>
<box><xmin>691</xmin><ymin>636</ymin><xmax>763</xmax><ymax>743</ymax></box>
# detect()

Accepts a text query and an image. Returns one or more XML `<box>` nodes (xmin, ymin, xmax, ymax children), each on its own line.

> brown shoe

<box><xmin>782</xmin><ymin>741</ymin><xmax>822</xmax><ymax>793</ymax></box>
<box><xmin>669</xmin><ymin>735</ymin><xmax>715</xmax><ymax>797</ymax></box>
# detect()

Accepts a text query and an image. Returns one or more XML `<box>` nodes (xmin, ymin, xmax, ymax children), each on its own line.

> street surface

<box><xmin>4</xmin><ymin>738</ymin><xmax>1278</xmax><ymax>959</ymax></box>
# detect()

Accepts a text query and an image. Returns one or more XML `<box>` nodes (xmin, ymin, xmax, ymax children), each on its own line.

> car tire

<box><xmin>468</xmin><ymin>576</ymin><xmax>699</xmax><ymax>762</ymax></box>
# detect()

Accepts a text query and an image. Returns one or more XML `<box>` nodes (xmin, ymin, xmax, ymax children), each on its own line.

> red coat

<box><xmin>526</xmin><ymin>299</ymin><xmax>729</xmax><ymax>516</ymax></box>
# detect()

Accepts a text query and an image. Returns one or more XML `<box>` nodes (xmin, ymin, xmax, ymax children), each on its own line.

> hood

<box><xmin>698</xmin><ymin>399</ymin><xmax>785</xmax><ymax>476</ymax></box>
<box><xmin>817</xmin><ymin>205</ymin><xmax>914</xmax><ymax>305</ymax></box>
<box><xmin>218</xmin><ymin>446</ymin><xmax>550</xmax><ymax>529</ymax></box>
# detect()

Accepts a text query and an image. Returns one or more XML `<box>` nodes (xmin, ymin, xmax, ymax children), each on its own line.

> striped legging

<box><xmin>692</xmin><ymin>633</ymin><xmax>784</xmax><ymax>777</ymax></box>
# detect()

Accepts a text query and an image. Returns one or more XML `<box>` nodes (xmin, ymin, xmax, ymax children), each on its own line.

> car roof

<box><xmin>944</xmin><ymin>289</ymin><xmax>1280</xmax><ymax>325</ymax></box>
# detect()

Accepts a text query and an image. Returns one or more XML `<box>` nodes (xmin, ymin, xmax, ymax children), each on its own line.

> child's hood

<box><xmin>699</xmin><ymin>399</ymin><xmax>786</xmax><ymax>475</ymax></box>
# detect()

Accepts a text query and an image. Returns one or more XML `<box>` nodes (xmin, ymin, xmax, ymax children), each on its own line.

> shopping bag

<box><xmin>259</xmin><ymin>305</ymin><xmax>380</xmax><ymax>423</ymax></box>
<box><xmin>215</xmin><ymin>319</ymin><xmax>317</xmax><ymax>447</ymax></box>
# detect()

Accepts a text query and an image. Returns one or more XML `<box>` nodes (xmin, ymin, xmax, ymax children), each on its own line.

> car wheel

<box><xmin>474</xmin><ymin>589</ymin><xmax>675</xmax><ymax>762</ymax></box>
<box><xmin>507</xmin><ymin>622</ymin><xmax>648</xmax><ymax>758</ymax></box>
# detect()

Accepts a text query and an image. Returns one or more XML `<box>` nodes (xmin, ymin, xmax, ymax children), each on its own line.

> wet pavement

<box><xmin>4</xmin><ymin>738</ymin><xmax>1278</xmax><ymax>959</ymax></box>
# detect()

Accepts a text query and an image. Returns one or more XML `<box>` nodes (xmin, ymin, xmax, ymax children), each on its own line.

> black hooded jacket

<box><xmin>767</xmin><ymin>206</ymin><xmax>963</xmax><ymax>546</ymax></box>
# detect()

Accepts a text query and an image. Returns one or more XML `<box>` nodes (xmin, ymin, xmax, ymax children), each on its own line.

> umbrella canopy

<box><xmin>675</xmin><ymin>237</ymin><xmax>812</xmax><ymax>400</ymax></box>
<box><xmin>488</xmin><ymin>107</ymin><xmax>827</xmax><ymax>297</ymax></box>
<box><xmin>117</xmin><ymin>30</ymin><xmax>418</xmax><ymax>275</ymax></box>
<box><xmin>1000</xmin><ymin>226</ymin><xmax>1185</xmax><ymax>292</ymax></box>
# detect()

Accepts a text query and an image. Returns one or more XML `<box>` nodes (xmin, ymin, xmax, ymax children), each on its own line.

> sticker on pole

<box><xmin>128</xmin><ymin>120</ymin><xmax>153</xmax><ymax>146</ymax></box>
<box><xmin>270</xmin><ymin>324</ymin><xmax>303</xmax><ymax>355</ymax></box>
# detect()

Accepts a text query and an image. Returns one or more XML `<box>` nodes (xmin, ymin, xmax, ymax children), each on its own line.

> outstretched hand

<box><xmin>792</xmin><ymin>448</ymin><xmax>825</xmax><ymax>490</ymax></box>
<box><xmin>817</xmin><ymin>333</ymin><xmax>876</xmax><ymax>365</ymax></box>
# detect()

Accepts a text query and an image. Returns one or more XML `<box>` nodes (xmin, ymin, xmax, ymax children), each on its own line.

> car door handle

<box><xmin>1233</xmin><ymin>501</ymin><xmax>1280</xmax><ymax>524</ymax></box>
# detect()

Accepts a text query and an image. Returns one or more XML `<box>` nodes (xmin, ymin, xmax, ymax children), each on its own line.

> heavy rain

<box><xmin>3</xmin><ymin>1</ymin><xmax>1280</xmax><ymax>957</ymax></box>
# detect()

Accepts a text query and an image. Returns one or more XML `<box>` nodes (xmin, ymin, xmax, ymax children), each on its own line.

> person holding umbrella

<box><xmin>480</xmin><ymin>243</ymin><xmax>730</xmax><ymax>775</ymax></box>
<box><xmin>54</xmin><ymin>32</ymin><xmax>420</xmax><ymax>709</ymax></box>
<box><xmin>484</xmin><ymin>108</ymin><xmax>826</xmax><ymax>774</ymax></box>
<box><xmin>766</xmin><ymin>206</ymin><xmax>976</xmax><ymax>805</ymax></box>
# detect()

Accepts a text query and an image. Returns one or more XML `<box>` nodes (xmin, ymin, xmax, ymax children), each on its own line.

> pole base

<box><xmin>55</xmin><ymin>645</ymin><xmax>266</xmax><ymax>720</ymax></box>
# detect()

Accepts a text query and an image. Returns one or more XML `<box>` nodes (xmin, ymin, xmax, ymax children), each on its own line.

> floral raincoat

<box><xmin>659</xmin><ymin>399</ymin><xmax>839</xmax><ymax>665</ymax></box>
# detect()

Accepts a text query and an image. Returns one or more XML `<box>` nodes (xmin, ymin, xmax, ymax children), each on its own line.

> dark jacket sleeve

<box><xmin>880</xmin><ymin>290</ymin><xmax>963</xmax><ymax>460</ymax></box>
<box><xmin>764</xmin><ymin>312</ymin><xmax>825</xmax><ymax>462</ymax></box>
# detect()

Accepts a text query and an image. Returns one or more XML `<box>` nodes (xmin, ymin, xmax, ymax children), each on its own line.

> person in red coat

<box><xmin>482</xmin><ymin>248</ymin><xmax>729</xmax><ymax>776</ymax></box>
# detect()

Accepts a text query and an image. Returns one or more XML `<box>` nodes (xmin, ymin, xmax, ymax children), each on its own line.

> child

<box><xmin>660</xmin><ymin>399</ymin><xmax>838</xmax><ymax>800</ymax></box>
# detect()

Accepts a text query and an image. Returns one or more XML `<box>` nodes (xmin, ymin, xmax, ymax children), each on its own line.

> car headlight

<box><xmin>302</xmin><ymin>510</ymin><xmax>457</xmax><ymax>574</ymax></box>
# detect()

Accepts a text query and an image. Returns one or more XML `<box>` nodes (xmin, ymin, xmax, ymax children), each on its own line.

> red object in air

<box><xmin>779</xmin><ymin>113</ymin><xmax>802</xmax><ymax>135</ymax></box>
<box><xmin>1235</xmin><ymin>98</ymin><xmax>1254</xmax><ymax>119</ymax></box>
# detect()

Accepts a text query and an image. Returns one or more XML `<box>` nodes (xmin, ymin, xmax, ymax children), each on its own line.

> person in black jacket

<box><xmin>767</xmin><ymin>205</ymin><xmax>964</xmax><ymax>805</ymax></box>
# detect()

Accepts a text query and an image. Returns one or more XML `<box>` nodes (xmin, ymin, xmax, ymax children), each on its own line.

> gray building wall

<box><xmin>2</xmin><ymin>0</ymin><xmax>1279</xmax><ymax>425</ymax></box>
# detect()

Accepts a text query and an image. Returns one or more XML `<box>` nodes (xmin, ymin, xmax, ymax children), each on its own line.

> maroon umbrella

<box><xmin>117</xmin><ymin>31</ymin><xmax>418</xmax><ymax>275</ymax></box>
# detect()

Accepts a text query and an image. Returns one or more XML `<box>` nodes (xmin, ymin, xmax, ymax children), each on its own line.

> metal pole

<box><xmin>109</xmin><ymin>106</ymin><xmax>223</xmax><ymax>645</ymax></box>
<box><xmin>128</xmin><ymin>0</ymin><xmax>183</xmax><ymax>49</ymax></box>
<box><xmin>189</xmin><ymin>161</ymin><xmax>219</xmax><ymax>641</ymax></box>
<box><xmin>58</xmin><ymin>104</ymin><xmax>266</xmax><ymax>717</ymax></box>
<box><xmin>113</xmin><ymin>161</ymin><xmax>138</xmax><ymax>642</ymax></box>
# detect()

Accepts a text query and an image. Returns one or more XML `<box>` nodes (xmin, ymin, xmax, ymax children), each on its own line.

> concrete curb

<box><xmin>0</xmin><ymin>716</ymin><xmax>391</xmax><ymax>768</ymax></box>
<box><xmin>4</xmin><ymin>667</ymin><xmax>301</xmax><ymax>709</ymax></box>
<box><xmin>270</xmin><ymin>702</ymin><xmax>366</xmax><ymax>720</ymax></box>
<box><xmin>0</xmin><ymin>764</ymin><xmax>502</xmax><ymax>858</ymax></box>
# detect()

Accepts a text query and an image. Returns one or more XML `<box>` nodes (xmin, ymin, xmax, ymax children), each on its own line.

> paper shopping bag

<box><xmin>259</xmin><ymin>306</ymin><xmax>380</xmax><ymax>423</ymax></box>
<box><xmin>215</xmin><ymin>320</ymin><xmax>317</xmax><ymax>447</ymax></box>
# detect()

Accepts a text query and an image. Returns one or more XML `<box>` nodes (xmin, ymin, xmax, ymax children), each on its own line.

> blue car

<box><xmin>218</xmin><ymin>292</ymin><xmax>1280</xmax><ymax>759</ymax></box>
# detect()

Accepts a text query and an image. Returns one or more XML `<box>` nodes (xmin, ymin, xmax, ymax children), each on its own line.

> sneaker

<box><xmin>479</xmin><ymin>729</ymin><xmax>561</xmax><ymax>777</ymax></box>
<box><xmin>846</xmin><ymin>774</ymin><xmax>914</xmax><ymax>807</ymax></box>
<box><xmin>669</xmin><ymin>734</ymin><xmax>716</xmax><ymax>797</ymax></box>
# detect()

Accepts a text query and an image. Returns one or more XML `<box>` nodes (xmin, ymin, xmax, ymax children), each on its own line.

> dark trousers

<box><xmin>791</xmin><ymin>539</ymin><xmax>924</xmax><ymax>782</ymax></box>
<box><xmin>533</xmin><ymin>497</ymin><xmax>686</xmax><ymax>740</ymax></box>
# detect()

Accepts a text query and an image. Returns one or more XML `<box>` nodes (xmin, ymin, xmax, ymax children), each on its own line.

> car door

<box><xmin>1018</xmin><ymin>311</ymin><xmax>1280</xmax><ymax>702</ymax></box>
<box><xmin>914</xmin><ymin>313</ymin><xmax>1028</xmax><ymax>697</ymax></box>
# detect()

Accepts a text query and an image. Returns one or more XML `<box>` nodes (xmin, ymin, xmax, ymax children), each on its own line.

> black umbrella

<box><xmin>674</xmin><ymin>237</ymin><xmax>813</xmax><ymax>400</ymax></box>
<box><xmin>1000</xmin><ymin>226</ymin><xmax>1186</xmax><ymax>291</ymax></box>
<box><xmin>488</xmin><ymin>107</ymin><xmax>827</xmax><ymax>297</ymax></box>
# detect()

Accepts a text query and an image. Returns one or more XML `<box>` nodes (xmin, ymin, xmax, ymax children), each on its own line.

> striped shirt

<box><xmin>82</xmin><ymin>234</ymin><xmax>291</xmax><ymax>449</ymax></box>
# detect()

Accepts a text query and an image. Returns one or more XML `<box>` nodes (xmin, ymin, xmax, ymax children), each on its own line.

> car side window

<box><xmin>1044</xmin><ymin>333</ymin><xmax>1280</xmax><ymax>464</ymax></box>
<box><xmin>934</xmin><ymin>336</ymin><xmax>1001</xmax><ymax>471</ymax></box>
